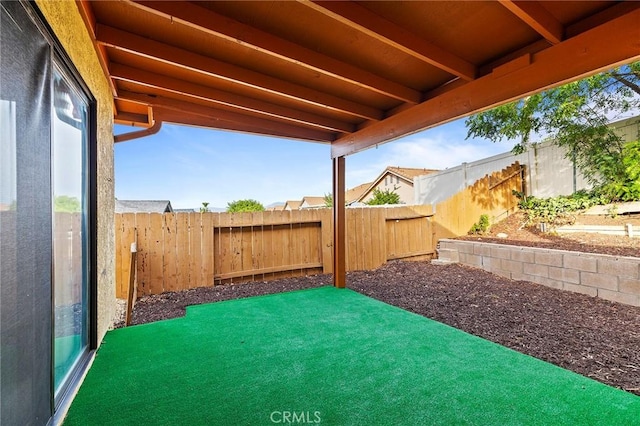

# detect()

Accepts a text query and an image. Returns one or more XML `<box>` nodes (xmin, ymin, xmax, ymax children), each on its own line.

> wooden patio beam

<box><xmin>332</xmin><ymin>156</ymin><xmax>346</xmax><ymax>288</ymax></box>
<box><xmin>154</xmin><ymin>108</ymin><xmax>330</xmax><ymax>142</ymax></box>
<box><xmin>75</xmin><ymin>0</ymin><xmax>119</xmax><ymax>100</ymax></box>
<box><xmin>114</xmin><ymin>112</ymin><xmax>151</xmax><ymax>127</ymax></box>
<box><xmin>118</xmin><ymin>90</ymin><xmax>336</xmax><ymax>142</ymax></box>
<box><xmin>130</xmin><ymin>0</ymin><xmax>422</xmax><ymax>104</ymax></box>
<box><xmin>303</xmin><ymin>0</ymin><xmax>476</xmax><ymax>81</ymax></box>
<box><xmin>110</xmin><ymin>63</ymin><xmax>348</xmax><ymax>134</ymax></box>
<box><xmin>499</xmin><ymin>0</ymin><xmax>564</xmax><ymax>44</ymax></box>
<box><xmin>96</xmin><ymin>24</ymin><xmax>379</xmax><ymax>122</ymax></box>
<box><xmin>331</xmin><ymin>8</ymin><xmax>640</xmax><ymax>158</ymax></box>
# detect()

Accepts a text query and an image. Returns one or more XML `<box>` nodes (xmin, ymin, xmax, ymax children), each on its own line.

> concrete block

<box><xmin>464</xmin><ymin>253</ymin><xmax>482</xmax><ymax>267</ymax></box>
<box><xmin>598</xmin><ymin>258</ymin><xmax>639</xmax><ymax>279</ymax></box>
<box><xmin>598</xmin><ymin>289</ymin><xmax>640</xmax><ymax>307</ymax></box>
<box><xmin>473</xmin><ymin>244</ymin><xmax>492</xmax><ymax>256</ymax></box>
<box><xmin>564</xmin><ymin>283</ymin><xmax>598</xmax><ymax>297</ymax></box>
<box><xmin>535</xmin><ymin>276</ymin><xmax>564</xmax><ymax>290</ymax></box>
<box><xmin>510</xmin><ymin>271</ymin><xmax>528</xmax><ymax>282</ymax></box>
<box><xmin>510</xmin><ymin>249</ymin><xmax>534</xmax><ymax>263</ymax></box>
<box><xmin>563</xmin><ymin>254</ymin><xmax>597</xmax><ymax>272</ymax></box>
<box><xmin>534</xmin><ymin>251</ymin><xmax>564</xmax><ymax>267</ymax></box>
<box><xmin>549</xmin><ymin>266</ymin><xmax>580</xmax><ymax>284</ymax></box>
<box><xmin>481</xmin><ymin>256</ymin><xmax>495</xmax><ymax>269</ymax></box>
<box><xmin>490</xmin><ymin>246</ymin><xmax>511</xmax><ymax>259</ymax></box>
<box><xmin>619</xmin><ymin>277</ymin><xmax>640</xmax><ymax>295</ymax></box>
<box><xmin>501</xmin><ymin>259</ymin><xmax>523</xmax><ymax>273</ymax></box>
<box><xmin>458</xmin><ymin>243</ymin><xmax>475</xmax><ymax>254</ymax></box>
<box><xmin>438</xmin><ymin>248</ymin><xmax>459</xmax><ymax>263</ymax></box>
<box><xmin>490</xmin><ymin>268</ymin><xmax>511</xmax><ymax>279</ymax></box>
<box><xmin>431</xmin><ymin>259</ymin><xmax>454</xmax><ymax>266</ymax></box>
<box><xmin>523</xmin><ymin>263</ymin><xmax>549</xmax><ymax>278</ymax></box>
<box><xmin>580</xmin><ymin>271</ymin><xmax>618</xmax><ymax>291</ymax></box>
<box><xmin>438</xmin><ymin>240</ymin><xmax>454</xmax><ymax>250</ymax></box>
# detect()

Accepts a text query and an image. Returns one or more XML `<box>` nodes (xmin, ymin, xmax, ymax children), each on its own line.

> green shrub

<box><xmin>365</xmin><ymin>188</ymin><xmax>401</xmax><ymax>205</ymax></box>
<box><xmin>469</xmin><ymin>214</ymin><xmax>490</xmax><ymax>234</ymax></box>
<box><xmin>226</xmin><ymin>199</ymin><xmax>265</xmax><ymax>213</ymax></box>
<box><xmin>513</xmin><ymin>190</ymin><xmax>609</xmax><ymax>226</ymax></box>
<box><xmin>598</xmin><ymin>141</ymin><xmax>640</xmax><ymax>202</ymax></box>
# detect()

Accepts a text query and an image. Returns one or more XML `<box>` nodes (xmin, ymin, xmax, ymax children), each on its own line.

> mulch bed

<box><xmin>127</xmin><ymin>260</ymin><xmax>640</xmax><ymax>396</ymax></box>
<box><xmin>459</xmin><ymin>211</ymin><xmax>640</xmax><ymax>258</ymax></box>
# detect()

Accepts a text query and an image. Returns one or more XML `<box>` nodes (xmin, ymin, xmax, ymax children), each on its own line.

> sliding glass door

<box><xmin>52</xmin><ymin>64</ymin><xmax>90</xmax><ymax>401</ymax></box>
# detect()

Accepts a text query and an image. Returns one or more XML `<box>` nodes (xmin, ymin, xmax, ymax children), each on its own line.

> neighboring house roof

<box><xmin>345</xmin><ymin>182</ymin><xmax>372</xmax><ymax>205</ymax></box>
<box><xmin>387</xmin><ymin>167</ymin><xmax>439</xmax><ymax>181</ymax></box>
<box><xmin>174</xmin><ymin>208</ymin><xmax>196</xmax><ymax>213</ymax></box>
<box><xmin>115</xmin><ymin>200</ymin><xmax>173</xmax><ymax>213</ymax></box>
<box><xmin>283</xmin><ymin>200</ymin><xmax>302</xmax><ymax>210</ymax></box>
<box><xmin>300</xmin><ymin>196</ymin><xmax>326</xmax><ymax>208</ymax></box>
<box><xmin>356</xmin><ymin>167</ymin><xmax>439</xmax><ymax>203</ymax></box>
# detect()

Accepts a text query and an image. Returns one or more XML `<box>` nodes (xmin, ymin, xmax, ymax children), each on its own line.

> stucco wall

<box><xmin>36</xmin><ymin>0</ymin><xmax>115</xmax><ymax>344</ymax></box>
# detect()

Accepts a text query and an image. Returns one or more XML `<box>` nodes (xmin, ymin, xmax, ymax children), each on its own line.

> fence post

<box><xmin>125</xmin><ymin>241</ymin><xmax>137</xmax><ymax>326</ymax></box>
<box><xmin>332</xmin><ymin>156</ymin><xmax>346</xmax><ymax>288</ymax></box>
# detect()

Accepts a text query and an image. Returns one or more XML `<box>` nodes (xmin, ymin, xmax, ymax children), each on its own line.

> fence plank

<box><xmin>200</xmin><ymin>213</ymin><xmax>213</xmax><ymax>287</ymax></box>
<box><xmin>136</xmin><ymin>214</ymin><xmax>150</xmax><ymax>295</ymax></box>
<box><xmin>163</xmin><ymin>213</ymin><xmax>178</xmax><ymax>292</ymax></box>
<box><xmin>320</xmin><ymin>209</ymin><xmax>333</xmax><ymax>274</ymax></box>
<box><xmin>147</xmin><ymin>213</ymin><xmax>164</xmax><ymax>295</ymax></box>
<box><xmin>307</xmin><ymin>210</ymin><xmax>321</xmax><ymax>271</ymax></box>
<box><xmin>115</xmin><ymin>213</ymin><xmax>123</xmax><ymax>298</ymax></box>
<box><xmin>216</xmin><ymin>213</ymin><xmax>232</xmax><ymax>283</ymax></box>
<box><xmin>240</xmin><ymin>212</ymin><xmax>254</xmax><ymax>281</ymax></box>
<box><xmin>175</xmin><ymin>213</ymin><xmax>190</xmax><ymax>290</ymax></box>
<box><xmin>290</xmin><ymin>209</ymin><xmax>302</xmax><ymax>276</ymax></box>
<box><xmin>368</xmin><ymin>207</ymin><xmax>383</xmax><ymax>269</ymax></box>
<box><xmin>251</xmin><ymin>211</ymin><xmax>263</xmax><ymax>278</ymax></box>
<box><xmin>262</xmin><ymin>210</ymin><xmax>275</xmax><ymax>281</ymax></box>
<box><xmin>120</xmin><ymin>213</ymin><xmax>136</xmax><ymax>298</ymax></box>
<box><xmin>385</xmin><ymin>210</ymin><xmax>396</xmax><ymax>261</ymax></box>
<box><xmin>279</xmin><ymin>211</ymin><xmax>291</xmax><ymax>275</ymax></box>
<box><xmin>188</xmin><ymin>213</ymin><xmax>202</xmax><ymax>288</ymax></box>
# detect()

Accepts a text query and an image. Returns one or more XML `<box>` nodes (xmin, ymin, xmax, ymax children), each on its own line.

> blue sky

<box><xmin>114</xmin><ymin>118</ymin><xmax>517</xmax><ymax>210</ymax></box>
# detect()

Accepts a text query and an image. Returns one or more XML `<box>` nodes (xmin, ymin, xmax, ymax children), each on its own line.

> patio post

<box><xmin>332</xmin><ymin>155</ymin><xmax>346</xmax><ymax>288</ymax></box>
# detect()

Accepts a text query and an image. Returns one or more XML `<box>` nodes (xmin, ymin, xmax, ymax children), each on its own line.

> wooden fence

<box><xmin>433</xmin><ymin>162</ymin><xmax>524</xmax><ymax>238</ymax></box>
<box><xmin>115</xmin><ymin>205</ymin><xmax>435</xmax><ymax>297</ymax></box>
<box><xmin>115</xmin><ymin>162</ymin><xmax>523</xmax><ymax>298</ymax></box>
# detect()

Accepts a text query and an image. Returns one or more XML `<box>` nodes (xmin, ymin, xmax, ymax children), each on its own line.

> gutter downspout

<box><xmin>114</xmin><ymin>119</ymin><xmax>162</xmax><ymax>143</ymax></box>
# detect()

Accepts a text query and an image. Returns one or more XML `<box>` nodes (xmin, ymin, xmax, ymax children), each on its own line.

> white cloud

<box><xmin>346</xmin><ymin>128</ymin><xmax>517</xmax><ymax>188</ymax></box>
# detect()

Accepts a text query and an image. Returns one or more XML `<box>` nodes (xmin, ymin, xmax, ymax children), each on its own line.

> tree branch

<box><xmin>611</xmin><ymin>73</ymin><xmax>640</xmax><ymax>95</ymax></box>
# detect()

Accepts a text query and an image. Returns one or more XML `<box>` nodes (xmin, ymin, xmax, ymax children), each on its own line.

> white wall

<box><xmin>414</xmin><ymin>140</ymin><xmax>584</xmax><ymax>205</ymax></box>
<box><xmin>415</xmin><ymin>116</ymin><xmax>639</xmax><ymax>206</ymax></box>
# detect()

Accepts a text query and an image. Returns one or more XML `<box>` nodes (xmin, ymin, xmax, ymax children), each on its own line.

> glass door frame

<box><xmin>49</xmin><ymin>44</ymin><xmax>98</xmax><ymax>411</ymax></box>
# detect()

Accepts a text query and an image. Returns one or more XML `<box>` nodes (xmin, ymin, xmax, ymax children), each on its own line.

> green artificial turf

<box><xmin>64</xmin><ymin>286</ymin><xmax>640</xmax><ymax>425</ymax></box>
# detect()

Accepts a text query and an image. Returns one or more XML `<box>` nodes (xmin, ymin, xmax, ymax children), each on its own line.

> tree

<box><xmin>365</xmin><ymin>188</ymin><xmax>401</xmax><ymax>205</ymax></box>
<box><xmin>54</xmin><ymin>195</ymin><xmax>81</xmax><ymax>212</ymax></box>
<box><xmin>465</xmin><ymin>62</ymin><xmax>640</xmax><ymax>200</ymax></box>
<box><xmin>323</xmin><ymin>193</ymin><xmax>333</xmax><ymax>207</ymax></box>
<box><xmin>200</xmin><ymin>202</ymin><xmax>210</xmax><ymax>213</ymax></box>
<box><xmin>226</xmin><ymin>199</ymin><xmax>265</xmax><ymax>213</ymax></box>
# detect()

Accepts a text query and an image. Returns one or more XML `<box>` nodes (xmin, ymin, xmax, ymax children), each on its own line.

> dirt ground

<box><xmin>460</xmin><ymin>211</ymin><xmax>640</xmax><ymax>257</ymax></box>
<box><xmin>125</xmin><ymin>211</ymin><xmax>640</xmax><ymax>396</ymax></box>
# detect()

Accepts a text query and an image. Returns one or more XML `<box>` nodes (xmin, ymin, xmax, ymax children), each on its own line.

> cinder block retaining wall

<box><xmin>437</xmin><ymin>239</ymin><xmax>640</xmax><ymax>307</ymax></box>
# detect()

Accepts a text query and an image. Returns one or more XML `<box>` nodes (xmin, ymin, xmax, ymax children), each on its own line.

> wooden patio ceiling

<box><xmin>79</xmin><ymin>1</ymin><xmax>640</xmax><ymax>158</ymax></box>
